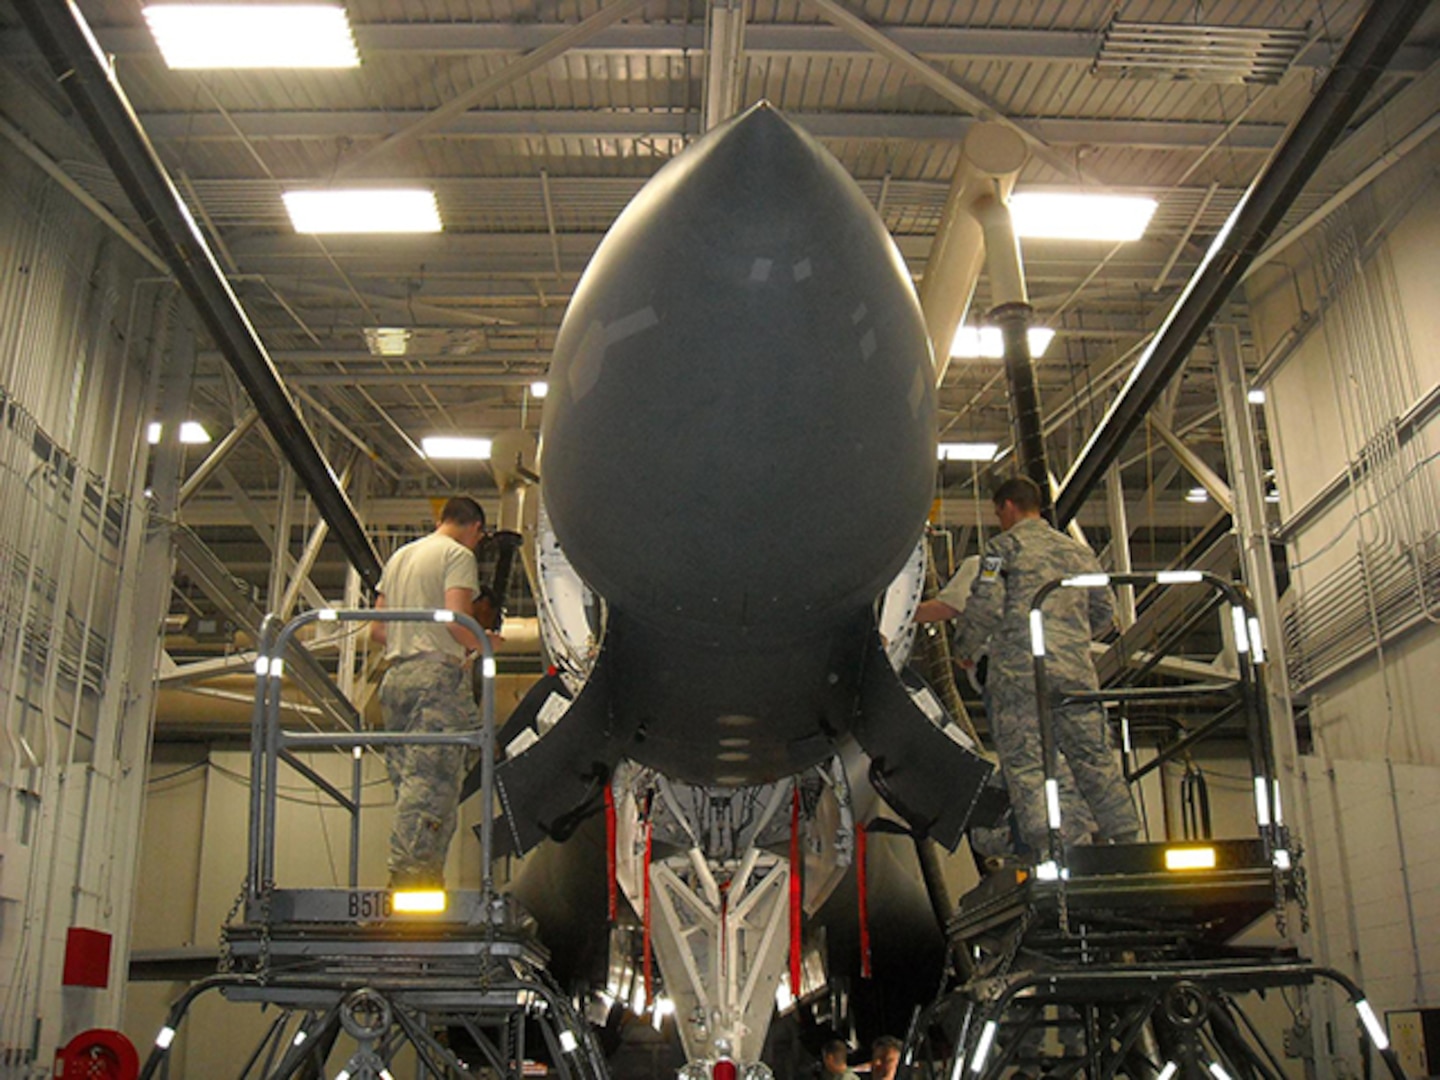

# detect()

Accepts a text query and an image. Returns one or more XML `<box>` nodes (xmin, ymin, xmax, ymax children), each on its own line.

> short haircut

<box><xmin>992</xmin><ymin>475</ymin><xmax>1042</xmax><ymax>513</ymax></box>
<box><xmin>872</xmin><ymin>1036</ymin><xmax>903</xmax><ymax>1057</ymax></box>
<box><xmin>822</xmin><ymin>1039</ymin><xmax>851</xmax><ymax>1060</ymax></box>
<box><xmin>439</xmin><ymin>495</ymin><xmax>486</xmax><ymax>529</ymax></box>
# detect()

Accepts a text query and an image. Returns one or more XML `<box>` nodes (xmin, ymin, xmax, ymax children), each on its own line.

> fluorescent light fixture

<box><xmin>1247</xmin><ymin>388</ymin><xmax>1267</xmax><ymax>405</ymax></box>
<box><xmin>148</xmin><ymin>421</ymin><xmax>212</xmax><ymax>444</ymax></box>
<box><xmin>283</xmin><ymin>189</ymin><xmax>442</xmax><ymax>234</ymax></box>
<box><xmin>1186</xmin><ymin>487</ymin><xmax>1209</xmax><ymax>503</ymax></box>
<box><xmin>1164</xmin><ymin>846</ymin><xmax>1217</xmax><ymax>871</ymax></box>
<box><xmin>1010</xmin><ymin>193</ymin><xmax>1157</xmax><ymax>242</ymax></box>
<box><xmin>391</xmin><ymin>889</ymin><xmax>446</xmax><ymax>914</ymax></box>
<box><xmin>421</xmin><ymin>436</ymin><xmax>492</xmax><ymax>460</ymax></box>
<box><xmin>529</xmin><ymin>381</ymin><xmax>550</xmax><ymax>398</ymax></box>
<box><xmin>366</xmin><ymin>327</ymin><xmax>411</xmax><ymax>357</ymax></box>
<box><xmin>938</xmin><ymin>442</ymin><xmax>1000</xmax><ymax>462</ymax></box>
<box><xmin>1356</xmin><ymin>1000</ymin><xmax>1389</xmax><ymax>1051</ymax></box>
<box><xmin>143</xmin><ymin>4</ymin><xmax>359</xmax><ymax>69</ymax></box>
<box><xmin>950</xmin><ymin>325</ymin><xmax>1055</xmax><ymax>359</ymax></box>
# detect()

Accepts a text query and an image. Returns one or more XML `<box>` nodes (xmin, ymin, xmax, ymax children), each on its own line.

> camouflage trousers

<box><xmin>379</xmin><ymin>658</ymin><xmax>479</xmax><ymax>886</ymax></box>
<box><xmin>989</xmin><ymin>674</ymin><xmax>1141</xmax><ymax>853</ymax></box>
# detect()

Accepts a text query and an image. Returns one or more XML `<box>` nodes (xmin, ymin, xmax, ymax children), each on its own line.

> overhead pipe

<box><xmin>11</xmin><ymin>0</ymin><xmax>383</xmax><ymax>590</ymax></box>
<box><xmin>918</xmin><ymin>123</ymin><xmax>1028</xmax><ymax>386</ymax></box>
<box><xmin>974</xmin><ymin>193</ymin><xmax>1051</xmax><ymax>516</ymax></box>
<box><xmin>1052</xmin><ymin>0</ymin><xmax>1430</xmax><ymax>529</ymax></box>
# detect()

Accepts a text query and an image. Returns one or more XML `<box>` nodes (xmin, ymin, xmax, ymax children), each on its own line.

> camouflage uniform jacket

<box><xmin>955</xmin><ymin>517</ymin><xmax>1115</xmax><ymax>690</ymax></box>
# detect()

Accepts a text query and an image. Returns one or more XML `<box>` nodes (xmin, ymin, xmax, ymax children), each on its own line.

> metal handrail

<box><xmin>245</xmin><ymin>607</ymin><xmax>498</xmax><ymax>906</ymax></box>
<box><xmin>1027</xmin><ymin>571</ymin><xmax>1285</xmax><ymax>881</ymax></box>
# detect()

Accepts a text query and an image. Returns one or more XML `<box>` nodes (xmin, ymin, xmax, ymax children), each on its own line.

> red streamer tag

<box><xmin>789</xmin><ymin>784</ymin><xmax>802</xmax><ymax>996</ymax></box>
<box><xmin>857</xmin><ymin>822</ymin><xmax>872</xmax><ymax>979</ymax></box>
<box><xmin>642</xmin><ymin>817</ymin><xmax>654</xmax><ymax>1007</ymax></box>
<box><xmin>604</xmin><ymin>784</ymin><xmax>617</xmax><ymax>922</ymax></box>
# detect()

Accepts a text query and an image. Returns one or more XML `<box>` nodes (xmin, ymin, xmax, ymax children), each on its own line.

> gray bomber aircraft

<box><xmin>490</xmin><ymin>103</ymin><xmax>994</xmax><ymax>859</ymax></box>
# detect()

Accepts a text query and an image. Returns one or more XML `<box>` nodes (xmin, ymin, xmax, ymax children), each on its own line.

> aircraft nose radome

<box><xmin>540</xmin><ymin>102</ymin><xmax>936</xmax><ymax>637</ymax></box>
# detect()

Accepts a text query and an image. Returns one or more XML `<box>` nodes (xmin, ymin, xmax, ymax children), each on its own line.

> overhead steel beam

<box><xmin>332</xmin><ymin>0</ymin><xmax>651</xmax><ymax>177</ymax></box>
<box><xmin>702</xmin><ymin>0</ymin><xmax>748</xmax><ymax>132</ymax></box>
<box><xmin>131</xmin><ymin>108</ymin><xmax>1289</xmax><ymax>150</ymax></box>
<box><xmin>11</xmin><ymin>0</ymin><xmax>383</xmax><ymax>590</ymax></box>
<box><xmin>1149</xmin><ymin>417</ymin><xmax>1235</xmax><ymax>516</ymax></box>
<box><xmin>10</xmin><ymin>23</ymin><xmax>1429</xmax><ymax>72</ymax></box>
<box><xmin>1053</xmin><ymin>0</ymin><xmax>1430</xmax><ymax>529</ymax></box>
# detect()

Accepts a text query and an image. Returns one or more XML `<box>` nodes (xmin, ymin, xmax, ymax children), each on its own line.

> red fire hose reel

<box><xmin>55</xmin><ymin>1029</ymin><xmax>139</xmax><ymax>1080</ymax></box>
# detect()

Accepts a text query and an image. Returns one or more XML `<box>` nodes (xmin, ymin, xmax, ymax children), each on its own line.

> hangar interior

<box><xmin>0</xmin><ymin>0</ymin><xmax>1437</xmax><ymax>1077</ymax></box>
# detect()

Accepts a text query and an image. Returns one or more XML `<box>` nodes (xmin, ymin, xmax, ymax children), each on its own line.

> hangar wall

<box><xmin>1246</xmin><ymin>130</ymin><xmax>1440</xmax><ymax>1075</ymax></box>
<box><xmin>0</xmin><ymin>139</ymin><xmax>174</xmax><ymax>1068</ymax></box>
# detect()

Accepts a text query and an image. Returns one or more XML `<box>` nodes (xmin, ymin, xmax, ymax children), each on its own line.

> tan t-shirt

<box><xmin>376</xmin><ymin>531</ymin><xmax>479</xmax><ymax>660</ymax></box>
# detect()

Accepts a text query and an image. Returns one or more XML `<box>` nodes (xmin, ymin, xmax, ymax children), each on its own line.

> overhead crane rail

<box><xmin>908</xmin><ymin>571</ymin><xmax>1405</xmax><ymax>1080</ymax></box>
<box><xmin>138</xmin><ymin>608</ymin><xmax>607</xmax><ymax>1080</ymax></box>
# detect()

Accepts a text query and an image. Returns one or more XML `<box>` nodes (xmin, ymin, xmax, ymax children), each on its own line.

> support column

<box><xmin>1105</xmin><ymin>463</ymin><xmax>1136</xmax><ymax>629</ymax></box>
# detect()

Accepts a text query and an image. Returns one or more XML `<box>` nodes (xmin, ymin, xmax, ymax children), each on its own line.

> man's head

<box><xmin>992</xmin><ymin>475</ymin><xmax>1043</xmax><ymax>532</ymax></box>
<box><xmin>437</xmin><ymin>496</ymin><xmax>487</xmax><ymax>550</ymax></box>
<box><xmin>821</xmin><ymin>1039</ymin><xmax>852</xmax><ymax>1076</ymax></box>
<box><xmin>870</xmin><ymin>1036</ymin><xmax>902</xmax><ymax>1080</ymax></box>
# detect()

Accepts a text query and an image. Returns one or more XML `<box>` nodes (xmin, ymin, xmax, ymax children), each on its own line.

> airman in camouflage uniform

<box><xmin>371</xmin><ymin>496</ymin><xmax>488</xmax><ymax>887</ymax></box>
<box><xmin>956</xmin><ymin>476</ymin><xmax>1140</xmax><ymax>853</ymax></box>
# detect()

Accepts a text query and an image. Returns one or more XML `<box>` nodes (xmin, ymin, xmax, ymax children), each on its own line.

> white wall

<box><xmin>1245</xmin><ymin>128</ymin><xmax>1440</xmax><ymax>1076</ymax></box>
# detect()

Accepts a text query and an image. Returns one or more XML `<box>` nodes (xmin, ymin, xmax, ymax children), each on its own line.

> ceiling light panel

<box><xmin>422</xmin><ymin>437</ymin><xmax>492</xmax><ymax>461</ymax></box>
<box><xmin>950</xmin><ymin>326</ymin><xmax>1056</xmax><ymax>359</ymax></box>
<box><xmin>1010</xmin><ymin>194</ymin><xmax>1157</xmax><ymax>242</ymax></box>
<box><xmin>143</xmin><ymin>4</ymin><xmax>360</xmax><ymax>69</ymax></box>
<box><xmin>283</xmin><ymin>190</ymin><xmax>442</xmax><ymax>234</ymax></box>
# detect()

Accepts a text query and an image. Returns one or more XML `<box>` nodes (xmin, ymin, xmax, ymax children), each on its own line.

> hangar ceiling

<box><xmin>1</xmin><ymin>0</ymin><xmax>1438</xmax><ymax>620</ymax></box>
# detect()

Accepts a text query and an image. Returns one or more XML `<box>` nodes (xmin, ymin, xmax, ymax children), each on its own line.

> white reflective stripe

<box><xmin>254</xmin><ymin>656</ymin><xmax>269</xmax><ymax>676</ymax></box>
<box><xmin>156</xmin><ymin>1026</ymin><xmax>176</xmax><ymax>1049</ymax></box>
<box><xmin>1158</xmin><ymin>1063</ymin><xmax>1179</xmax><ymax>1080</ymax></box>
<box><xmin>1062</xmin><ymin>573</ymin><xmax>1110</xmax><ymax>587</ymax></box>
<box><xmin>352</xmin><ymin>746</ymin><xmax>363</xmax><ymax>760</ymax></box>
<box><xmin>1209</xmin><ymin>1062</ymin><xmax>1234</xmax><ymax>1080</ymax></box>
<box><xmin>1248</xmin><ymin>616</ymin><xmax>1266</xmax><ymax>663</ymax></box>
<box><xmin>1273</xmin><ymin>780</ymin><xmax>1284</xmax><ymax>825</ymax></box>
<box><xmin>559</xmin><ymin>1030</ymin><xmax>579</xmax><ymax>1054</ymax></box>
<box><xmin>1356</xmin><ymin>1000</ymin><xmax>1389</xmax><ymax>1050</ymax></box>
<box><xmin>1029</xmin><ymin>610</ymin><xmax>1046</xmax><ymax>656</ymax></box>
<box><xmin>1231</xmin><ymin>605</ymin><xmax>1249</xmax><ymax>653</ymax></box>
<box><xmin>1035</xmin><ymin>860</ymin><xmax>1060</xmax><ymax>881</ymax></box>
<box><xmin>1121</xmin><ymin>717</ymin><xmax>1133</xmax><ymax>754</ymax></box>
<box><xmin>434</xmin><ymin>609</ymin><xmax>455</xmax><ymax>623</ymax></box>
<box><xmin>1045</xmin><ymin>778</ymin><xmax>1062</xmax><ymax>830</ymax></box>
<box><xmin>969</xmin><ymin>1020</ymin><xmax>998</xmax><ymax>1074</ymax></box>
<box><xmin>317</xmin><ymin>608</ymin><xmax>338</xmax><ymax>621</ymax></box>
<box><xmin>482</xmin><ymin>657</ymin><xmax>497</xmax><ymax>679</ymax></box>
<box><xmin>269</xmin><ymin>657</ymin><xmax>285</xmax><ymax>678</ymax></box>
<box><xmin>292</xmin><ymin>1031</ymin><xmax>308</xmax><ymax>1047</ymax></box>
<box><xmin>1254</xmin><ymin>776</ymin><xmax>1271</xmax><ymax>827</ymax></box>
<box><xmin>1156</xmin><ymin>570</ymin><xmax>1203</xmax><ymax>584</ymax></box>
<box><xmin>1273</xmin><ymin>849</ymin><xmax>1292</xmax><ymax>870</ymax></box>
